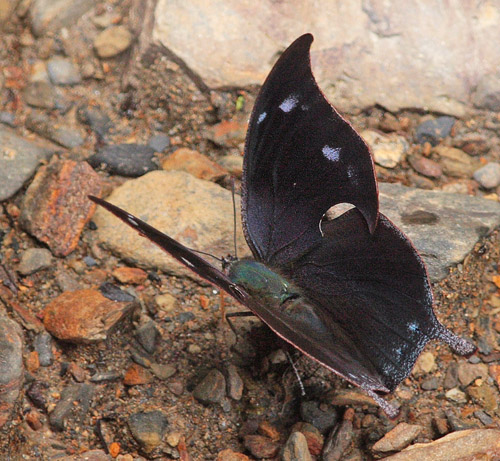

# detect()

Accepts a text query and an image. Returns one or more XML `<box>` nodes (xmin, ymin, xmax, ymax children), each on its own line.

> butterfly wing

<box><xmin>242</xmin><ymin>33</ymin><xmax>378</xmax><ymax>266</ymax></box>
<box><xmin>280</xmin><ymin>208</ymin><xmax>475</xmax><ymax>392</ymax></box>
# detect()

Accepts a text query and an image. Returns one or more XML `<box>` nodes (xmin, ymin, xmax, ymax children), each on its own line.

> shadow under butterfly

<box><xmin>90</xmin><ymin>33</ymin><xmax>475</xmax><ymax>418</ymax></box>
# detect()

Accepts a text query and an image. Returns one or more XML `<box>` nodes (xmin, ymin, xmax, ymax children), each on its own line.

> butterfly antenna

<box><xmin>231</xmin><ymin>177</ymin><xmax>238</xmax><ymax>259</ymax></box>
<box><xmin>188</xmin><ymin>248</ymin><xmax>223</xmax><ymax>262</ymax></box>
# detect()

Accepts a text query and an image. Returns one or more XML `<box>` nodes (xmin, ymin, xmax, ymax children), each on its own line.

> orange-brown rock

<box><xmin>20</xmin><ymin>157</ymin><xmax>102</xmax><ymax>257</ymax></box>
<box><xmin>112</xmin><ymin>266</ymin><xmax>147</xmax><ymax>284</ymax></box>
<box><xmin>123</xmin><ymin>364</ymin><xmax>153</xmax><ymax>386</ymax></box>
<box><xmin>162</xmin><ymin>148</ymin><xmax>227</xmax><ymax>181</ymax></box>
<box><xmin>43</xmin><ymin>289</ymin><xmax>136</xmax><ymax>343</ymax></box>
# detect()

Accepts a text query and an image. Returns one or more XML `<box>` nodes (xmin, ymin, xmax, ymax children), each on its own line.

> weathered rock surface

<box><xmin>379</xmin><ymin>182</ymin><xmax>500</xmax><ymax>281</ymax></box>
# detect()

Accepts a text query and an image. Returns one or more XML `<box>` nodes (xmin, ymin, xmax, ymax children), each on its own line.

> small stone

<box><xmin>217</xmin><ymin>449</ymin><xmax>250</xmax><ymax>460</ymax></box>
<box><xmin>372</xmin><ymin>423</ymin><xmax>422</xmax><ymax>453</ymax></box>
<box><xmin>0</xmin><ymin>111</ymin><xmax>16</xmax><ymax>127</ymax></box>
<box><xmin>88</xmin><ymin>144</ymin><xmax>157</xmax><ymax>177</ymax></box>
<box><xmin>166</xmin><ymin>431</ymin><xmax>181</xmax><ymax>447</ymax></box>
<box><xmin>474</xmin><ymin>410</ymin><xmax>494</xmax><ymax>426</ymax></box>
<box><xmin>134</xmin><ymin>321</ymin><xmax>160</xmax><ymax>354</ymax></box>
<box><xmin>412</xmin><ymin>351</ymin><xmax>436</xmax><ymax>375</ymax></box>
<box><xmin>128</xmin><ymin>410</ymin><xmax>168</xmax><ymax>453</ymax></box>
<box><xmin>454</xmin><ymin>134</ymin><xmax>490</xmax><ymax>156</ymax></box>
<box><xmin>23</xmin><ymin>81</ymin><xmax>58</xmax><ymax>109</ymax></box>
<box><xmin>443</xmin><ymin>362</ymin><xmax>459</xmax><ymax>389</ymax></box>
<box><xmin>489</xmin><ymin>364</ymin><xmax>500</xmax><ymax>389</ymax></box>
<box><xmin>361</xmin><ymin>130</ymin><xmax>407</xmax><ymax>168</ymax></box>
<box><xmin>44</xmin><ymin>289</ymin><xmax>136</xmax><ymax>343</ymax></box>
<box><xmin>49</xmin><ymin>383</ymin><xmax>94</xmax><ymax>431</ymax></box>
<box><xmin>150</xmin><ymin>363</ymin><xmax>176</xmax><ymax>380</ymax></box>
<box><xmin>300</xmin><ymin>401</ymin><xmax>338</xmax><ymax>434</ymax></box>
<box><xmin>445</xmin><ymin>409</ymin><xmax>476</xmax><ymax>431</ymax></box>
<box><xmin>320</xmin><ymin>408</ymin><xmax>355</xmax><ymax>461</ymax></box>
<box><xmin>76</xmin><ymin>105</ymin><xmax>112</xmax><ymax>139</ymax></box>
<box><xmin>382</xmin><ymin>429</ymin><xmax>500</xmax><ymax>460</ymax></box>
<box><xmin>226</xmin><ymin>364</ymin><xmax>244</xmax><ymax>401</ymax></box>
<box><xmin>26</xmin><ymin>381</ymin><xmax>48</xmax><ymax>410</ymax></box>
<box><xmin>473</xmin><ymin>74</ymin><xmax>500</xmax><ymax>111</ymax></box>
<box><xmin>421</xmin><ymin>377</ymin><xmax>439</xmax><ymax>390</ymax></box>
<box><xmin>83</xmin><ymin>255</ymin><xmax>98</xmax><ymax>267</ymax></box>
<box><xmin>281</xmin><ymin>432</ymin><xmax>312</xmax><ymax>461</ymax></box>
<box><xmin>457</xmin><ymin>362</ymin><xmax>489</xmax><ymax>386</ymax></box>
<box><xmin>0</xmin><ymin>312</ymin><xmax>23</xmax><ymax>428</ymax></box>
<box><xmin>206</xmin><ymin>119</ymin><xmax>248</xmax><ymax>147</ymax></box>
<box><xmin>445</xmin><ymin>387</ymin><xmax>467</xmax><ymax>403</ymax></box>
<box><xmin>155</xmin><ymin>293</ymin><xmax>177</xmax><ymax>314</ymax></box>
<box><xmin>415</xmin><ymin>116</ymin><xmax>455</xmax><ymax>145</ymax></box>
<box><xmin>433</xmin><ymin>417</ymin><xmax>449</xmax><ymax>435</ymax></box>
<box><xmin>258</xmin><ymin>420</ymin><xmax>280</xmax><ymax>441</ymax></box>
<box><xmin>473</xmin><ymin>162</ymin><xmax>500</xmax><ymax>189</ymax></box>
<box><xmin>291</xmin><ymin>422</ymin><xmax>324</xmax><ymax>456</ymax></box>
<box><xmin>68</xmin><ymin>362</ymin><xmax>87</xmax><ymax>382</ymax></box>
<box><xmin>18</xmin><ymin>248</ymin><xmax>53</xmax><ymax>275</ymax></box>
<box><xmin>20</xmin><ymin>158</ymin><xmax>102</xmax><ymax>257</ymax></box>
<box><xmin>26</xmin><ymin>351</ymin><xmax>40</xmax><ymax>373</ymax></box>
<box><xmin>47</xmin><ymin>56</ymin><xmax>81</xmax><ymax>85</ymax></box>
<box><xmin>168</xmin><ymin>380</ymin><xmax>184</xmax><ymax>396</ymax></box>
<box><xmin>33</xmin><ymin>331</ymin><xmax>53</xmax><ymax>366</ymax></box>
<box><xmin>99</xmin><ymin>283</ymin><xmax>135</xmax><ymax>302</ymax></box>
<box><xmin>25</xmin><ymin>409</ymin><xmax>43</xmax><ymax>430</ymax></box>
<box><xmin>123</xmin><ymin>363</ymin><xmax>153</xmax><ymax>386</ymax></box>
<box><xmin>243</xmin><ymin>435</ymin><xmax>279</xmax><ymax>459</ymax></box>
<box><xmin>326</xmin><ymin>388</ymin><xmax>378</xmax><ymax>409</ymax></box>
<box><xmin>434</xmin><ymin>146</ymin><xmax>479</xmax><ymax>178</ymax></box>
<box><xmin>467</xmin><ymin>382</ymin><xmax>498</xmax><ymax>411</ymax></box>
<box><xmin>188</xmin><ymin>344</ymin><xmax>202</xmax><ymax>354</ymax></box>
<box><xmin>218</xmin><ymin>155</ymin><xmax>243</xmax><ymax>178</ymax></box>
<box><xmin>148</xmin><ymin>134</ymin><xmax>170</xmax><ymax>153</ymax></box>
<box><xmin>193</xmin><ymin>369</ymin><xmax>226</xmax><ymax>404</ymax></box>
<box><xmin>162</xmin><ymin>148</ymin><xmax>227</xmax><ymax>181</ymax></box>
<box><xmin>408</xmin><ymin>155</ymin><xmax>442</xmax><ymax>178</ymax></box>
<box><xmin>94</xmin><ymin>26</ymin><xmax>133</xmax><ymax>58</ymax></box>
<box><xmin>25</xmin><ymin>111</ymin><xmax>85</xmax><ymax>148</ymax></box>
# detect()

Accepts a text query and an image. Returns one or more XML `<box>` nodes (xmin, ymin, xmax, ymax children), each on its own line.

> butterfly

<box><xmin>89</xmin><ymin>33</ymin><xmax>475</xmax><ymax>417</ymax></box>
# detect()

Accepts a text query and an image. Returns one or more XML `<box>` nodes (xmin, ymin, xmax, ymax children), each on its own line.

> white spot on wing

<box><xmin>257</xmin><ymin>112</ymin><xmax>267</xmax><ymax>124</ymax></box>
<box><xmin>279</xmin><ymin>95</ymin><xmax>299</xmax><ymax>113</ymax></box>
<box><xmin>180</xmin><ymin>256</ymin><xmax>195</xmax><ymax>268</ymax></box>
<box><xmin>322</xmin><ymin>145</ymin><xmax>341</xmax><ymax>162</ymax></box>
<box><xmin>127</xmin><ymin>215</ymin><xmax>139</xmax><ymax>227</ymax></box>
<box><xmin>408</xmin><ymin>321</ymin><xmax>418</xmax><ymax>332</ymax></box>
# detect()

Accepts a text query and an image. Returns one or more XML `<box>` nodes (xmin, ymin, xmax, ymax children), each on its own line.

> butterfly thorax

<box><xmin>227</xmin><ymin>259</ymin><xmax>298</xmax><ymax>306</ymax></box>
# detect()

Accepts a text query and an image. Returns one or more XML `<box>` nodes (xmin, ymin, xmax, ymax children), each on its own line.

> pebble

<box><xmin>361</xmin><ymin>130</ymin><xmax>408</xmax><ymax>168</ymax></box>
<box><xmin>83</xmin><ymin>255</ymin><xmax>98</xmax><ymax>267</ymax></box>
<box><xmin>149</xmin><ymin>363</ymin><xmax>176</xmax><ymax>380</ymax></box>
<box><xmin>291</xmin><ymin>422</ymin><xmax>324</xmax><ymax>456</ymax></box>
<box><xmin>217</xmin><ymin>449</ymin><xmax>250</xmax><ymax>460</ymax></box>
<box><xmin>218</xmin><ymin>155</ymin><xmax>243</xmax><ymax>178</ymax></box>
<box><xmin>454</xmin><ymin>134</ymin><xmax>490</xmax><ymax>156</ymax></box>
<box><xmin>89</xmin><ymin>371</ymin><xmax>121</xmax><ymax>383</ymax></box>
<box><xmin>25</xmin><ymin>409</ymin><xmax>43</xmax><ymax>431</ymax></box>
<box><xmin>412</xmin><ymin>351</ymin><xmax>436</xmax><ymax>375</ymax></box>
<box><xmin>321</xmin><ymin>408</ymin><xmax>355</xmax><ymax>461</ymax></box>
<box><xmin>88</xmin><ymin>143</ymin><xmax>157</xmax><ymax>177</ymax></box>
<box><xmin>300</xmin><ymin>401</ymin><xmax>338</xmax><ymax>434</ymax></box>
<box><xmin>76</xmin><ymin>105</ymin><xmax>113</xmax><ymax>140</ymax></box>
<box><xmin>188</xmin><ymin>344</ymin><xmax>202</xmax><ymax>354</ymax></box>
<box><xmin>473</xmin><ymin>162</ymin><xmax>500</xmax><ymax>189</ymax></box>
<box><xmin>193</xmin><ymin>369</ymin><xmax>226</xmax><ymax>404</ymax></box>
<box><xmin>148</xmin><ymin>134</ymin><xmax>170</xmax><ymax>152</ymax></box>
<box><xmin>20</xmin><ymin>158</ymin><xmax>102</xmax><ymax>257</ymax></box>
<box><xmin>26</xmin><ymin>351</ymin><xmax>40</xmax><ymax>373</ymax></box>
<box><xmin>94</xmin><ymin>26</ymin><xmax>133</xmax><ymax>58</ymax></box>
<box><xmin>474</xmin><ymin>410</ymin><xmax>494</xmax><ymax>426</ymax></box>
<box><xmin>162</xmin><ymin>148</ymin><xmax>228</xmax><ymax>181</ymax></box>
<box><xmin>225</xmin><ymin>364</ymin><xmax>244</xmax><ymax>401</ymax></box>
<box><xmin>155</xmin><ymin>293</ymin><xmax>177</xmax><ymax>314</ymax></box>
<box><xmin>68</xmin><ymin>362</ymin><xmax>87</xmax><ymax>382</ymax></box>
<box><xmin>25</xmin><ymin>112</ymin><xmax>85</xmax><ymax>148</ymax></box>
<box><xmin>92</xmin><ymin>171</ymin><xmax>249</xmax><ymax>278</ymax></box>
<box><xmin>43</xmin><ymin>289</ymin><xmax>137</xmax><ymax>342</ymax></box>
<box><xmin>18</xmin><ymin>248</ymin><xmax>53</xmax><ymax>275</ymax></box>
<box><xmin>281</xmin><ymin>432</ymin><xmax>312</xmax><ymax>461</ymax></box>
<box><xmin>128</xmin><ymin>410</ymin><xmax>168</xmax><ymax>453</ymax></box>
<box><xmin>47</xmin><ymin>56</ymin><xmax>81</xmax><ymax>85</ymax></box>
<box><xmin>443</xmin><ymin>362</ymin><xmax>459</xmax><ymax>388</ymax></box>
<box><xmin>415</xmin><ymin>116</ymin><xmax>455</xmax><ymax>145</ymax></box>
<box><xmin>33</xmin><ymin>331</ymin><xmax>54</xmax><ymax>366</ymax></box>
<box><xmin>0</xmin><ymin>126</ymin><xmax>56</xmax><ymax>201</ymax></box>
<box><xmin>134</xmin><ymin>321</ymin><xmax>160</xmax><ymax>354</ymax></box>
<box><xmin>434</xmin><ymin>146</ymin><xmax>479</xmax><ymax>178</ymax></box>
<box><xmin>457</xmin><ymin>362</ymin><xmax>489</xmax><ymax>386</ymax></box>
<box><xmin>243</xmin><ymin>435</ymin><xmax>280</xmax><ymax>459</ymax></box>
<box><xmin>326</xmin><ymin>388</ymin><xmax>378</xmax><ymax>409</ymax></box>
<box><xmin>26</xmin><ymin>381</ymin><xmax>48</xmax><ymax>410</ymax></box>
<box><xmin>433</xmin><ymin>417</ymin><xmax>449</xmax><ymax>435</ymax></box>
<box><xmin>113</xmin><ymin>267</ymin><xmax>148</xmax><ymax>285</ymax></box>
<box><xmin>49</xmin><ymin>383</ymin><xmax>94</xmax><ymax>431</ymax></box>
<box><xmin>99</xmin><ymin>283</ymin><xmax>135</xmax><ymax>302</ymax></box>
<box><xmin>408</xmin><ymin>154</ymin><xmax>442</xmax><ymax>178</ymax></box>
<box><xmin>421</xmin><ymin>377</ymin><xmax>439</xmax><ymax>390</ymax></box>
<box><xmin>206</xmin><ymin>119</ymin><xmax>248</xmax><ymax>147</ymax></box>
<box><xmin>382</xmin><ymin>429</ymin><xmax>500</xmax><ymax>460</ymax></box>
<box><xmin>0</xmin><ymin>111</ymin><xmax>16</xmax><ymax>127</ymax></box>
<box><xmin>467</xmin><ymin>382</ymin><xmax>498</xmax><ymax>411</ymax></box>
<box><xmin>445</xmin><ymin>387</ymin><xmax>467</xmax><ymax>403</ymax></box>
<box><xmin>0</xmin><ymin>312</ymin><xmax>23</xmax><ymax>428</ymax></box>
<box><xmin>123</xmin><ymin>363</ymin><xmax>153</xmax><ymax>386</ymax></box>
<box><xmin>372</xmin><ymin>423</ymin><xmax>422</xmax><ymax>453</ymax></box>
<box><xmin>23</xmin><ymin>81</ymin><xmax>59</xmax><ymax>109</ymax></box>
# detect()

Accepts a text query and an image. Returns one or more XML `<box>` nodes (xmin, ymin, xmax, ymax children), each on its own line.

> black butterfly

<box><xmin>90</xmin><ymin>33</ymin><xmax>474</xmax><ymax>417</ymax></box>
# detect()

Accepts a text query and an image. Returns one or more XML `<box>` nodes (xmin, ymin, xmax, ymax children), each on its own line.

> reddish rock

<box><xmin>489</xmin><ymin>364</ymin><xmax>500</xmax><ymax>389</ymax></box>
<box><xmin>162</xmin><ymin>148</ymin><xmax>227</xmax><ymax>181</ymax></box>
<box><xmin>20</xmin><ymin>157</ymin><xmax>102</xmax><ymax>257</ymax></box>
<box><xmin>206</xmin><ymin>119</ymin><xmax>248</xmax><ymax>147</ymax></box>
<box><xmin>258</xmin><ymin>420</ymin><xmax>280</xmax><ymax>441</ymax></box>
<box><xmin>26</xmin><ymin>351</ymin><xmax>40</xmax><ymax>373</ymax></box>
<box><xmin>243</xmin><ymin>435</ymin><xmax>280</xmax><ymax>459</ymax></box>
<box><xmin>112</xmin><ymin>266</ymin><xmax>147</xmax><ymax>284</ymax></box>
<box><xmin>217</xmin><ymin>449</ymin><xmax>250</xmax><ymax>460</ymax></box>
<box><xmin>123</xmin><ymin>363</ymin><xmax>153</xmax><ymax>386</ymax></box>
<box><xmin>408</xmin><ymin>154</ymin><xmax>443</xmax><ymax>178</ymax></box>
<box><xmin>291</xmin><ymin>422</ymin><xmax>324</xmax><ymax>456</ymax></box>
<box><xmin>372</xmin><ymin>423</ymin><xmax>423</xmax><ymax>453</ymax></box>
<box><xmin>43</xmin><ymin>289</ymin><xmax>136</xmax><ymax>343</ymax></box>
<box><xmin>25</xmin><ymin>409</ymin><xmax>43</xmax><ymax>430</ymax></box>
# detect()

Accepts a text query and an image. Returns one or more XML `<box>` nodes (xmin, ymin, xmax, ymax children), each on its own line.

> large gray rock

<box><xmin>151</xmin><ymin>0</ymin><xmax>500</xmax><ymax>115</ymax></box>
<box><xmin>0</xmin><ymin>127</ymin><xmax>56</xmax><ymax>201</ymax></box>
<box><xmin>93</xmin><ymin>170</ymin><xmax>250</xmax><ymax>279</ymax></box>
<box><xmin>379</xmin><ymin>183</ymin><xmax>500</xmax><ymax>281</ymax></box>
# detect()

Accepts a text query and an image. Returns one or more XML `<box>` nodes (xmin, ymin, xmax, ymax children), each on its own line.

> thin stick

<box><xmin>231</xmin><ymin>177</ymin><xmax>238</xmax><ymax>259</ymax></box>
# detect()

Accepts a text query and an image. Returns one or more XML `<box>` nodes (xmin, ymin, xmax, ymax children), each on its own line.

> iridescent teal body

<box><xmin>227</xmin><ymin>260</ymin><xmax>298</xmax><ymax>306</ymax></box>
